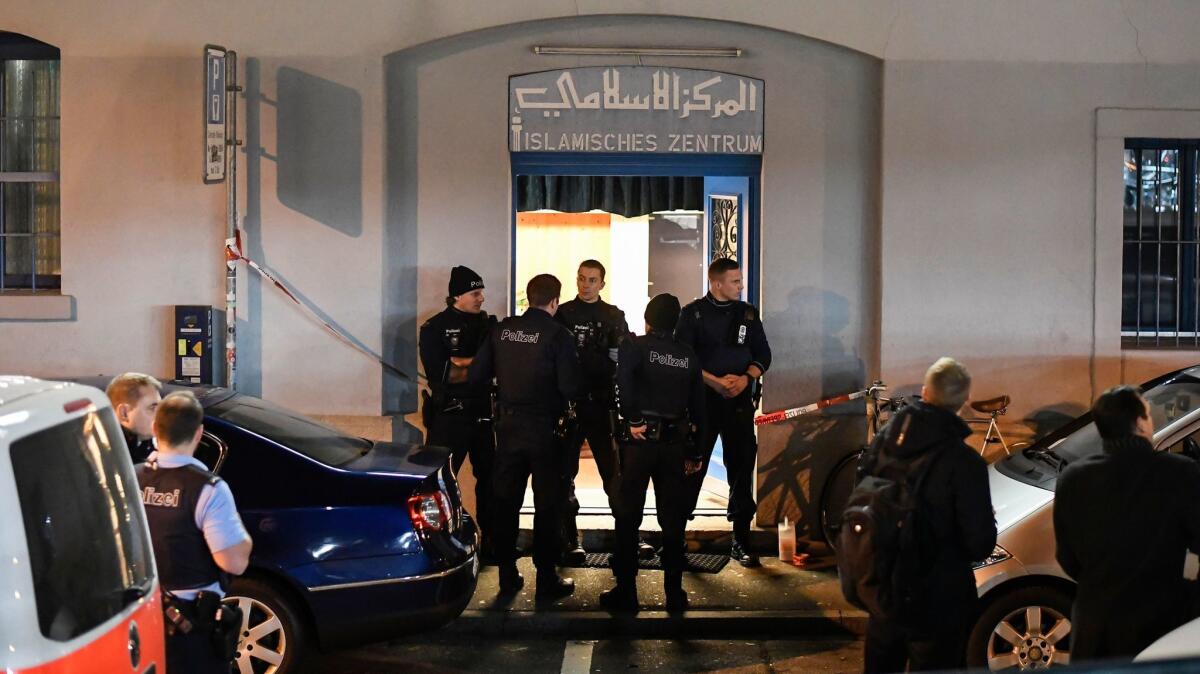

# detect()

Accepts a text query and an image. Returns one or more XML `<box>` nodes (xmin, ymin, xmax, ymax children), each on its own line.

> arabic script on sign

<box><xmin>514</xmin><ymin>69</ymin><xmax>757</xmax><ymax>119</ymax></box>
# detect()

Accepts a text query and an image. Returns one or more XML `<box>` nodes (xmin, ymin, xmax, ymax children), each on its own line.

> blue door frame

<box><xmin>509</xmin><ymin>152</ymin><xmax>762</xmax><ymax>314</ymax></box>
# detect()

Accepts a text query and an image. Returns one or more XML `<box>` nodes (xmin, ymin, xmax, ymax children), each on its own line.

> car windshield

<box><xmin>998</xmin><ymin>367</ymin><xmax>1200</xmax><ymax>489</ymax></box>
<box><xmin>1052</xmin><ymin>370</ymin><xmax>1200</xmax><ymax>464</ymax></box>
<box><xmin>209</xmin><ymin>395</ymin><xmax>372</xmax><ymax>467</ymax></box>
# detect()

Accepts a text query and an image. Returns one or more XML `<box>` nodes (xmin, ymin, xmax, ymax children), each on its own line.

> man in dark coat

<box><xmin>858</xmin><ymin>357</ymin><xmax>996</xmax><ymax>673</ymax></box>
<box><xmin>1055</xmin><ymin>385</ymin><xmax>1200</xmax><ymax>662</ymax></box>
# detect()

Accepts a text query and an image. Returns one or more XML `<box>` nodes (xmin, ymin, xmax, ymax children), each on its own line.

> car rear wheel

<box><xmin>968</xmin><ymin>585</ymin><xmax>1073</xmax><ymax>671</ymax></box>
<box><xmin>223</xmin><ymin>577</ymin><xmax>309</xmax><ymax>674</ymax></box>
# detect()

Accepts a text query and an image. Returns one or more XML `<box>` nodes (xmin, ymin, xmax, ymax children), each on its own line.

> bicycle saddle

<box><xmin>970</xmin><ymin>395</ymin><xmax>1010</xmax><ymax>414</ymax></box>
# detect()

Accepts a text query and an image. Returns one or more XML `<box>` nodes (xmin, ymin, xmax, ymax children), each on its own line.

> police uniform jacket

<box><xmin>419</xmin><ymin>306</ymin><xmax>496</xmax><ymax>401</ymax></box>
<box><xmin>674</xmin><ymin>293</ymin><xmax>771</xmax><ymax>378</ymax></box>
<box><xmin>137</xmin><ymin>454</ymin><xmax>250</xmax><ymax>598</ymax></box>
<box><xmin>556</xmin><ymin>297</ymin><xmax>629</xmax><ymax>399</ymax></box>
<box><xmin>616</xmin><ymin>329</ymin><xmax>706</xmax><ymax>459</ymax></box>
<box><xmin>469</xmin><ymin>307</ymin><xmax>582</xmax><ymax>418</ymax></box>
<box><xmin>123</xmin><ymin>426</ymin><xmax>155</xmax><ymax>464</ymax></box>
<box><xmin>137</xmin><ymin>461</ymin><xmax>224</xmax><ymax>593</ymax></box>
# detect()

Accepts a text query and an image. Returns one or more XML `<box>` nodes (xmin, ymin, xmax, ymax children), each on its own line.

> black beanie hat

<box><xmin>645</xmin><ymin>293</ymin><xmax>681</xmax><ymax>331</ymax></box>
<box><xmin>448</xmin><ymin>266</ymin><xmax>484</xmax><ymax>297</ymax></box>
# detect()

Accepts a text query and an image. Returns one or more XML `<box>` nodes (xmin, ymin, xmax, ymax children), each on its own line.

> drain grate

<box><xmin>570</xmin><ymin>552</ymin><xmax>729</xmax><ymax>574</ymax></box>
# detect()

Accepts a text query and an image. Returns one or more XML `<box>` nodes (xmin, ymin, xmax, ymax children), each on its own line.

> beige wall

<box><xmin>881</xmin><ymin>61</ymin><xmax>1200</xmax><ymax>432</ymax></box>
<box><xmin>1</xmin><ymin>57</ymin><xmax>224</xmax><ymax>379</ymax></box>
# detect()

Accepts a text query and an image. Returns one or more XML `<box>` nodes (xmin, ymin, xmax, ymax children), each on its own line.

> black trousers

<box><xmin>685</xmin><ymin>389</ymin><xmax>757</xmax><ymax>528</ymax></box>
<box><xmin>166</xmin><ymin>627</ymin><xmax>228</xmax><ymax>674</ymax></box>
<box><xmin>864</xmin><ymin>617</ymin><xmax>968</xmax><ymax>673</ymax></box>
<box><xmin>492</xmin><ymin>411</ymin><xmax>564</xmax><ymax>571</ymax></box>
<box><xmin>562</xmin><ymin>398</ymin><xmax>617</xmax><ymax>546</ymax></box>
<box><xmin>428</xmin><ymin>399</ymin><xmax>495</xmax><ymax>545</ymax></box>
<box><xmin>611</xmin><ymin>439</ymin><xmax>689</xmax><ymax>583</ymax></box>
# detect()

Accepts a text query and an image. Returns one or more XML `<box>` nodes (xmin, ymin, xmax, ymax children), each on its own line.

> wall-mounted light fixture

<box><xmin>532</xmin><ymin>46</ymin><xmax>742</xmax><ymax>58</ymax></box>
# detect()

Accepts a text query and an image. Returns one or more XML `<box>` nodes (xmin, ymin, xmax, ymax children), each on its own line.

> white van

<box><xmin>0</xmin><ymin>375</ymin><xmax>164</xmax><ymax>673</ymax></box>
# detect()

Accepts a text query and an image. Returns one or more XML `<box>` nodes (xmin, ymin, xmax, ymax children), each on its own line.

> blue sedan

<box><xmin>81</xmin><ymin>378</ymin><xmax>479</xmax><ymax>673</ymax></box>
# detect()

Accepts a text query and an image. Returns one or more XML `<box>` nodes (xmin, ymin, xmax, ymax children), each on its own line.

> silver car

<box><xmin>968</xmin><ymin>365</ymin><xmax>1200</xmax><ymax>671</ymax></box>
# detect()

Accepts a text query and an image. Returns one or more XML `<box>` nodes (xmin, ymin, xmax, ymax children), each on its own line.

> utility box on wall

<box><xmin>174</xmin><ymin>305</ymin><xmax>223</xmax><ymax>385</ymax></box>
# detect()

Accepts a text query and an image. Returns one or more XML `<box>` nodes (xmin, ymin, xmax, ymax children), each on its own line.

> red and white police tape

<box><xmin>753</xmin><ymin>388</ymin><xmax>870</xmax><ymax>426</ymax></box>
<box><xmin>224</xmin><ymin>231</ymin><xmax>414</xmax><ymax>382</ymax></box>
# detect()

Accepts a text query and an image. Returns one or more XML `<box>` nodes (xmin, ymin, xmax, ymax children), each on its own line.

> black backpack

<box><xmin>836</xmin><ymin>414</ymin><xmax>941</xmax><ymax>621</ymax></box>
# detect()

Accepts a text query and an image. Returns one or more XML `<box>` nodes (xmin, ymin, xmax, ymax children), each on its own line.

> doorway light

<box><xmin>532</xmin><ymin>46</ymin><xmax>741</xmax><ymax>58</ymax></box>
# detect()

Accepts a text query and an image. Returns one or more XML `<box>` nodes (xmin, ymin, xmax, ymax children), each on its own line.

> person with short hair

<box><xmin>106</xmin><ymin>372</ymin><xmax>163</xmax><ymax>462</ymax></box>
<box><xmin>858</xmin><ymin>357</ymin><xmax>996</xmax><ymax>673</ymax></box>
<box><xmin>600</xmin><ymin>293</ymin><xmax>705</xmax><ymax>613</ymax></box>
<box><xmin>138</xmin><ymin>391</ymin><xmax>252</xmax><ymax>673</ymax></box>
<box><xmin>674</xmin><ymin>257</ymin><xmax>771</xmax><ymax>566</ymax></box>
<box><xmin>470</xmin><ymin>273</ymin><xmax>582</xmax><ymax>601</ymax></box>
<box><xmin>1054</xmin><ymin>385</ymin><xmax>1200</xmax><ymax>662</ymax></box>
<box><xmin>555</xmin><ymin>259</ymin><xmax>632</xmax><ymax>563</ymax></box>
<box><xmin>419</xmin><ymin>265</ymin><xmax>498</xmax><ymax>560</ymax></box>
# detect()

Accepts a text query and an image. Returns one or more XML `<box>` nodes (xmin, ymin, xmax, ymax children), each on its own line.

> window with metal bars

<box><xmin>0</xmin><ymin>32</ymin><xmax>60</xmax><ymax>292</ymax></box>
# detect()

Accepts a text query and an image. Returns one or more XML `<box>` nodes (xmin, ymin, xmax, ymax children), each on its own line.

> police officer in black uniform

<box><xmin>469</xmin><ymin>273</ymin><xmax>581</xmax><ymax>600</ymax></box>
<box><xmin>106</xmin><ymin>372</ymin><xmax>163</xmax><ymax>462</ymax></box>
<box><xmin>600</xmin><ymin>294</ymin><xmax>705</xmax><ymax>613</ymax></box>
<box><xmin>675</xmin><ymin>258</ymin><xmax>772</xmax><ymax>567</ymax></box>
<box><xmin>419</xmin><ymin>265</ymin><xmax>497</xmax><ymax>558</ymax></box>
<box><xmin>138</xmin><ymin>392</ymin><xmax>251</xmax><ymax>673</ymax></box>
<box><xmin>555</xmin><ymin>259</ymin><xmax>630</xmax><ymax>563</ymax></box>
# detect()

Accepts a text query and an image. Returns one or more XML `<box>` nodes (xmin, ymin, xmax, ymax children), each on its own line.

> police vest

<box><xmin>136</xmin><ymin>463</ymin><xmax>223</xmax><ymax>592</ymax></box>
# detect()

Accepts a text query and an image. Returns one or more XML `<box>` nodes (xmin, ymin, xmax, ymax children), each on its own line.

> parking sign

<box><xmin>204</xmin><ymin>45</ymin><xmax>227</xmax><ymax>183</ymax></box>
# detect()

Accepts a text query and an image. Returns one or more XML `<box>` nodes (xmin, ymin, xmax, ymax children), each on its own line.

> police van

<box><xmin>0</xmin><ymin>376</ymin><xmax>164</xmax><ymax>673</ymax></box>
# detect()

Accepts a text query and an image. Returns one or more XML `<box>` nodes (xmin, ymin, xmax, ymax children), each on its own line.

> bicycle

<box><xmin>817</xmin><ymin>381</ymin><xmax>906</xmax><ymax>549</ymax></box>
<box><xmin>966</xmin><ymin>394</ymin><xmax>1022</xmax><ymax>457</ymax></box>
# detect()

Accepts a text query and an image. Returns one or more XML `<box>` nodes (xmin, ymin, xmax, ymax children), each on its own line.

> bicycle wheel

<box><xmin>819</xmin><ymin>450</ymin><xmax>863</xmax><ymax>549</ymax></box>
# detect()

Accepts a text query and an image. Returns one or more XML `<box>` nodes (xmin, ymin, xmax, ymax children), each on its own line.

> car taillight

<box><xmin>407</xmin><ymin>490</ymin><xmax>451</xmax><ymax>532</ymax></box>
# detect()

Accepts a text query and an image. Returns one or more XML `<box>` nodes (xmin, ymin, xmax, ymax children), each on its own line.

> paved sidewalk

<box><xmin>447</xmin><ymin>555</ymin><xmax>866</xmax><ymax>639</ymax></box>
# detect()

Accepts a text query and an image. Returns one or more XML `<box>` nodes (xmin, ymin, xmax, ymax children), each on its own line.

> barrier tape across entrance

<box><xmin>224</xmin><ymin>231</ymin><xmax>414</xmax><ymax>382</ymax></box>
<box><xmin>754</xmin><ymin>389</ymin><xmax>870</xmax><ymax>426</ymax></box>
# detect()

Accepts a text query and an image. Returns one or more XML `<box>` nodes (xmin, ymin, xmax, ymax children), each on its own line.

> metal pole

<box><xmin>225</xmin><ymin>51</ymin><xmax>242</xmax><ymax>389</ymax></box>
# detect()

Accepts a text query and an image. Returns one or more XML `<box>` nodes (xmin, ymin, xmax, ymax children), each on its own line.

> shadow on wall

<box><xmin>276</xmin><ymin>67</ymin><xmax>363</xmax><ymax>237</ymax></box>
<box><xmin>238</xmin><ymin>60</ymin><xmax>368</xmax><ymax>398</ymax></box>
<box><xmin>757</xmin><ymin>287</ymin><xmax>866</xmax><ymax>538</ymax></box>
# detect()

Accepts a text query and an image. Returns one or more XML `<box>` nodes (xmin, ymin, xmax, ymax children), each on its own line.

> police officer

<box><xmin>469</xmin><ymin>273</ymin><xmax>581</xmax><ymax>600</ymax></box>
<box><xmin>138</xmin><ymin>391</ymin><xmax>252</xmax><ymax>673</ymax></box>
<box><xmin>419</xmin><ymin>265</ymin><xmax>497</xmax><ymax>559</ymax></box>
<box><xmin>555</xmin><ymin>259</ymin><xmax>630</xmax><ymax>563</ymax></box>
<box><xmin>675</xmin><ymin>258</ymin><xmax>772</xmax><ymax>567</ymax></box>
<box><xmin>106</xmin><ymin>372</ymin><xmax>162</xmax><ymax>462</ymax></box>
<box><xmin>600</xmin><ymin>294</ymin><xmax>705</xmax><ymax>613</ymax></box>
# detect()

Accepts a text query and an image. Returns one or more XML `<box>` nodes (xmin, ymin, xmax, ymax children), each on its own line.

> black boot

<box><xmin>731</xmin><ymin>522</ymin><xmax>760</xmax><ymax>568</ymax></box>
<box><xmin>499</xmin><ymin>564</ymin><xmax>524</xmax><ymax>593</ymax></box>
<box><xmin>561</xmin><ymin>516</ymin><xmax>587</xmax><ymax>565</ymax></box>
<box><xmin>664</xmin><ymin>571</ymin><xmax>689</xmax><ymax>612</ymax></box>
<box><xmin>561</xmin><ymin>531</ymin><xmax>587</xmax><ymax>566</ymax></box>
<box><xmin>599</xmin><ymin>582</ymin><xmax>639</xmax><ymax>612</ymax></box>
<box><xmin>535</xmin><ymin>570</ymin><xmax>575</xmax><ymax>602</ymax></box>
<box><xmin>637</xmin><ymin>538</ymin><xmax>656</xmax><ymax>560</ymax></box>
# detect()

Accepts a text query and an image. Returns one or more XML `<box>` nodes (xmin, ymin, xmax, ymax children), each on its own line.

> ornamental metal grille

<box><xmin>709</xmin><ymin>194</ymin><xmax>738</xmax><ymax>263</ymax></box>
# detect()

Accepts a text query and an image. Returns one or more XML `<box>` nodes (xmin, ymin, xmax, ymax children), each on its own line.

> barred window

<box><xmin>1122</xmin><ymin>139</ymin><xmax>1200</xmax><ymax>347</ymax></box>
<box><xmin>0</xmin><ymin>32</ymin><xmax>60</xmax><ymax>292</ymax></box>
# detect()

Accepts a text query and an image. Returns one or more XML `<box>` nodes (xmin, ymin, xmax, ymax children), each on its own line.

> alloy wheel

<box><xmin>224</xmin><ymin>594</ymin><xmax>287</xmax><ymax>674</ymax></box>
<box><xmin>987</xmin><ymin>604</ymin><xmax>1071</xmax><ymax>670</ymax></box>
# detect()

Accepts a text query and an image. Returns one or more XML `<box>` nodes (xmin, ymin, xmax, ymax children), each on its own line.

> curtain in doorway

<box><xmin>517</xmin><ymin>175</ymin><xmax>702</xmax><ymax>218</ymax></box>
